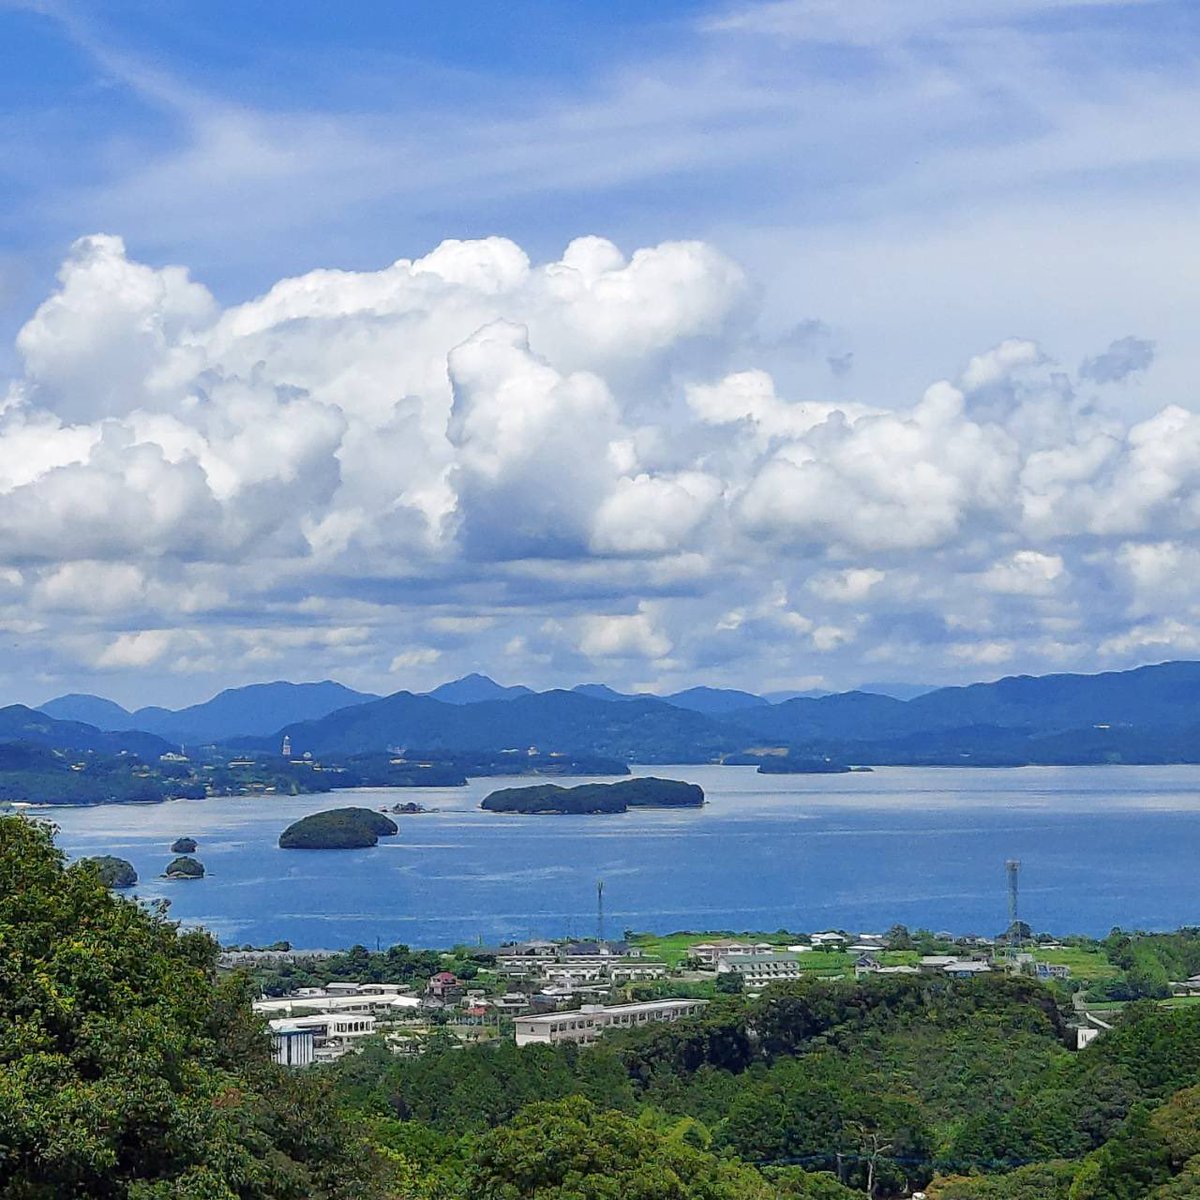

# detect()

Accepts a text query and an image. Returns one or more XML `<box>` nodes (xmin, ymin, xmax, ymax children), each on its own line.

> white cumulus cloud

<box><xmin>2</xmin><ymin>232</ymin><xmax>1198</xmax><ymax>699</ymax></box>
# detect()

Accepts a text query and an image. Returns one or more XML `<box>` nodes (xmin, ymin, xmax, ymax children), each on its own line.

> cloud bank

<box><xmin>0</xmin><ymin>233</ymin><xmax>1193</xmax><ymax>703</ymax></box>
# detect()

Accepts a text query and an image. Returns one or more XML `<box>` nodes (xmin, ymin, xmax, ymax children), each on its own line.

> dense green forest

<box><xmin>7</xmin><ymin>811</ymin><xmax>1200</xmax><ymax>1198</ymax></box>
<box><xmin>328</xmin><ymin>978</ymin><xmax>1200</xmax><ymax>1198</ymax></box>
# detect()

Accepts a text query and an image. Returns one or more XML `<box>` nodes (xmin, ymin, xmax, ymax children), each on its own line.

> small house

<box><xmin>426</xmin><ymin>971</ymin><xmax>460</xmax><ymax>999</ymax></box>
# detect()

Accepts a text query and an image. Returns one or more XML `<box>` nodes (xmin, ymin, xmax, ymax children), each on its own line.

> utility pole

<box><xmin>596</xmin><ymin>879</ymin><xmax>605</xmax><ymax>945</ymax></box>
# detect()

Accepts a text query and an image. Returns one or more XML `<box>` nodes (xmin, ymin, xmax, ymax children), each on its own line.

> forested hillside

<box><xmin>325</xmin><ymin>971</ymin><xmax>1200</xmax><ymax>1198</ymax></box>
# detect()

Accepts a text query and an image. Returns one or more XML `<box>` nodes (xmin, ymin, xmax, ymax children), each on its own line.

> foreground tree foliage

<box><xmin>0</xmin><ymin>816</ymin><xmax>384</xmax><ymax>1200</ymax></box>
<box><xmin>464</xmin><ymin>1095</ymin><xmax>779</xmax><ymax>1200</ymax></box>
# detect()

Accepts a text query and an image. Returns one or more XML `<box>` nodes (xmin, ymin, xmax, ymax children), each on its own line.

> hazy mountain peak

<box><xmin>662</xmin><ymin>686</ymin><xmax>768</xmax><ymax>715</ymax></box>
<box><xmin>855</xmin><ymin>682</ymin><xmax>937</xmax><ymax>701</ymax></box>
<box><xmin>38</xmin><ymin>693</ymin><xmax>135</xmax><ymax>729</ymax></box>
<box><xmin>424</xmin><ymin>675</ymin><xmax>533</xmax><ymax>705</ymax></box>
<box><xmin>572</xmin><ymin>683</ymin><xmax>636</xmax><ymax>701</ymax></box>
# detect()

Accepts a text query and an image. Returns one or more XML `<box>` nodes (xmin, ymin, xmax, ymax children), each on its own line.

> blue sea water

<box><xmin>38</xmin><ymin>764</ymin><xmax>1200</xmax><ymax>949</ymax></box>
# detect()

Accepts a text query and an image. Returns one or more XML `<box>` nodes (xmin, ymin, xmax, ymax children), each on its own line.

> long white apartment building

<box><xmin>498</xmin><ymin>953</ymin><xmax>668</xmax><ymax>981</ymax></box>
<box><xmin>716</xmin><ymin>951</ymin><xmax>805</xmax><ymax>987</ymax></box>
<box><xmin>253</xmin><ymin>985</ymin><xmax>420</xmax><ymax>1020</ymax></box>
<box><xmin>538</xmin><ymin>961</ymin><xmax>669</xmax><ymax>985</ymax></box>
<box><xmin>514</xmin><ymin>998</ymin><xmax>707</xmax><ymax>1047</ymax></box>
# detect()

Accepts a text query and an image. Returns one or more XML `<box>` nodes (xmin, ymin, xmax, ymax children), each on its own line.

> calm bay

<box><xmin>40</xmin><ymin>763</ymin><xmax>1200</xmax><ymax>948</ymax></box>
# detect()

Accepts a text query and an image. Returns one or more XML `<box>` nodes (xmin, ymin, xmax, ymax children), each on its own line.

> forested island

<box><xmin>481</xmin><ymin>776</ymin><xmax>704</xmax><ymax>814</ymax></box>
<box><xmin>278</xmin><ymin>807</ymin><xmax>399</xmax><ymax>849</ymax></box>
<box><xmin>163</xmin><ymin>854</ymin><xmax>205</xmax><ymax>879</ymax></box>
<box><xmin>80</xmin><ymin>854</ymin><xmax>137</xmax><ymax>888</ymax></box>
<box><xmin>754</xmin><ymin>757</ymin><xmax>859</xmax><ymax>774</ymax></box>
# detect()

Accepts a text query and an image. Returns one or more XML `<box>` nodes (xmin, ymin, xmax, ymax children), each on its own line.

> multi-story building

<box><xmin>689</xmin><ymin>940</ymin><xmax>768</xmax><ymax>967</ymax></box>
<box><xmin>514</xmin><ymin>999</ymin><xmax>707</xmax><ymax>1047</ymax></box>
<box><xmin>716</xmin><ymin>951</ymin><xmax>805</xmax><ymax>987</ymax></box>
<box><xmin>267</xmin><ymin>1012</ymin><xmax>376</xmax><ymax>1063</ymax></box>
<box><xmin>497</xmin><ymin>952</ymin><xmax>667</xmax><ymax>983</ymax></box>
<box><xmin>253</xmin><ymin>984</ymin><xmax>416</xmax><ymax>1020</ymax></box>
<box><xmin>270</xmin><ymin>1024</ymin><xmax>315</xmax><ymax>1067</ymax></box>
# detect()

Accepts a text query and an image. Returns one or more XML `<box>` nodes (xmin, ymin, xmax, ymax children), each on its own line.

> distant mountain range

<box><xmin>26</xmin><ymin>661</ymin><xmax>1200</xmax><ymax>767</ymax></box>
<box><xmin>0</xmin><ymin>705</ymin><xmax>170</xmax><ymax>758</ymax></box>
<box><xmin>39</xmin><ymin>681</ymin><xmax>379</xmax><ymax>744</ymax></box>
<box><xmin>34</xmin><ymin>675</ymin><xmax>826</xmax><ymax>742</ymax></box>
<box><xmin>247</xmin><ymin>661</ymin><xmax>1200</xmax><ymax>766</ymax></box>
<box><xmin>256</xmin><ymin>690</ymin><xmax>730</xmax><ymax>762</ymax></box>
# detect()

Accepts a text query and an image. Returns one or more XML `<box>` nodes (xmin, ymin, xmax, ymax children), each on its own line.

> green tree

<box><xmin>929</xmin><ymin>1161</ymin><xmax>1078</xmax><ymax>1199</ymax></box>
<box><xmin>0</xmin><ymin>815</ymin><xmax>383</xmax><ymax>1199</ymax></box>
<box><xmin>465</xmin><ymin>1095</ymin><xmax>778</xmax><ymax>1199</ymax></box>
<box><xmin>1069</xmin><ymin>1106</ymin><xmax>1172</xmax><ymax>1200</ymax></box>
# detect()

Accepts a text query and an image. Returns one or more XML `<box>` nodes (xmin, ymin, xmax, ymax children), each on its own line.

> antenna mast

<box><xmin>597</xmin><ymin>879</ymin><xmax>605</xmax><ymax>945</ymax></box>
<box><xmin>1005</xmin><ymin>859</ymin><xmax>1022</xmax><ymax>965</ymax></box>
<box><xmin>1006</xmin><ymin>859</ymin><xmax>1020</xmax><ymax>928</ymax></box>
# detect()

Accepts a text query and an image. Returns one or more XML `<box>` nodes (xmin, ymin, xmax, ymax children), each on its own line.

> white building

<box><xmin>918</xmin><ymin>955</ymin><xmax>960</xmax><ymax>972</ymax></box>
<box><xmin>940</xmin><ymin>959</ymin><xmax>992</xmax><ymax>978</ymax></box>
<box><xmin>267</xmin><ymin>1013</ymin><xmax>376</xmax><ymax>1062</ymax></box>
<box><xmin>690</xmin><ymin>940</ymin><xmax>768</xmax><ymax>967</ymax></box>
<box><xmin>810</xmin><ymin>932</ymin><xmax>848</xmax><ymax>947</ymax></box>
<box><xmin>253</xmin><ymin>985</ymin><xmax>414</xmax><ymax>1020</ymax></box>
<box><xmin>497</xmin><ymin>953</ymin><xmax>667</xmax><ymax>981</ymax></box>
<box><xmin>270</xmin><ymin>1024</ymin><xmax>315</xmax><ymax>1068</ymax></box>
<box><xmin>716</xmin><ymin>951</ymin><xmax>805</xmax><ymax>987</ymax></box>
<box><xmin>514</xmin><ymin>999</ymin><xmax>707</xmax><ymax>1047</ymax></box>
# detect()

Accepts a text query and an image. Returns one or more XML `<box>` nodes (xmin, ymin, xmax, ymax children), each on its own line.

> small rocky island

<box><xmin>170</xmin><ymin>836</ymin><xmax>198</xmax><ymax>854</ymax></box>
<box><xmin>81</xmin><ymin>855</ymin><xmax>138</xmax><ymax>888</ymax></box>
<box><xmin>481</xmin><ymin>777</ymin><xmax>704</xmax><ymax>814</ymax></box>
<box><xmin>163</xmin><ymin>855</ymin><xmax>205</xmax><ymax>879</ymax></box>
<box><xmin>278</xmin><ymin>807</ymin><xmax>399</xmax><ymax>849</ymax></box>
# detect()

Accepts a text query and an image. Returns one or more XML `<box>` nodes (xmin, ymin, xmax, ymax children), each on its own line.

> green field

<box><xmin>1033</xmin><ymin>945</ymin><xmax>1121</xmax><ymax>982</ymax></box>
<box><xmin>627</xmin><ymin>932</ymin><xmax>921</xmax><ymax>976</ymax></box>
<box><xmin>628</xmin><ymin>932</ymin><xmax>1121</xmax><ymax>990</ymax></box>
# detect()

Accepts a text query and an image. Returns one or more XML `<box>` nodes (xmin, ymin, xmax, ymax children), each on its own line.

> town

<box><xmin>238</xmin><ymin>922</ymin><xmax>1152</xmax><ymax>1069</ymax></box>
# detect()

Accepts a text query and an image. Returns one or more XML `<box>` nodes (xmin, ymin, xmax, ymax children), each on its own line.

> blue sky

<box><xmin>2</xmin><ymin>0</ymin><xmax>1200</xmax><ymax>706</ymax></box>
